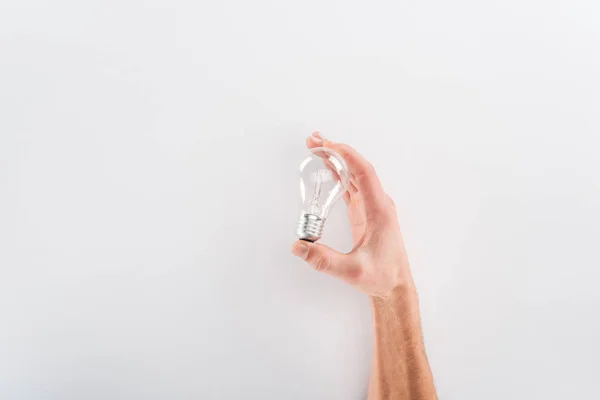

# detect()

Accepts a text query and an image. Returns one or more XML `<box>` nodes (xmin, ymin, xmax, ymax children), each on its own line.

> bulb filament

<box><xmin>308</xmin><ymin>170</ymin><xmax>325</xmax><ymax>215</ymax></box>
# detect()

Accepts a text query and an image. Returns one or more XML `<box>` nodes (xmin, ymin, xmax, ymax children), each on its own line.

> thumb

<box><xmin>291</xmin><ymin>240</ymin><xmax>355</xmax><ymax>279</ymax></box>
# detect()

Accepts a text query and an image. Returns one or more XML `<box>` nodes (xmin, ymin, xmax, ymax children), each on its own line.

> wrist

<box><xmin>371</xmin><ymin>276</ymin><xmax>418</xmax><ymax>303</ymax></box>
<box><xmin>370</xmin><ymin>285</ymin><xmax>417</xmax><ymax>308</ymax></box>
<box><xmin>369</xmin><ymin>282</ymin><xmax>422</xmax><ymax>329</ymax></box>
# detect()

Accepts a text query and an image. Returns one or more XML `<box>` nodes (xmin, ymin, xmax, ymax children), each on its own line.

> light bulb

<box><xmin>296</xmin><ymin>147</ymin><xmax>349</xmax><ymax>242</ymax></box>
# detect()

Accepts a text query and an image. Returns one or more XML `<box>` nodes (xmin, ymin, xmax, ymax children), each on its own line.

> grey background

<box><xmin>1</xmin><ymin>0</ymin><xmax>599</xmax><ymax>399</ymax></box>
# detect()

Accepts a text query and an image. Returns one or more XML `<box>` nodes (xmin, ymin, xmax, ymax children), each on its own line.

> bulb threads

<box><xmin>297</xmin><ymin>212</ymin><xmax>325</xmax><ymax>242</ymax></box>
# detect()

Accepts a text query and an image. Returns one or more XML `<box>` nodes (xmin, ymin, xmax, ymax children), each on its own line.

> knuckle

<box><xmin>328</xmin><ymin>142</ymin><xmax>345</xmax><ymax>151</ymax></box>
<box><xmin>366</xmin><ymin>162</ymin><xmax>376</xmax><ymax>175</ymax></box>
<box><xmin>387</xmin><ymin>195</ymin><xmax>396</xmax><ymax>209</ymax></box>
<box><xmin>336</xmin><ymin>143</ymin><xmax>353</xmax><ymax>152</ymax></box>
<box><xmin>334</xmin><ymin>144</ymin><xmax>360</xmax><ymax>161</ymax></box>
<box><xmin>311</xmin><ymin>254</ymin><xmax>329</xmax><ymax>272</ymax></box>
<box><xmin>355</xmin><ymin>163</ymin><xmax>376</xmax><ymax>180</ymax></box>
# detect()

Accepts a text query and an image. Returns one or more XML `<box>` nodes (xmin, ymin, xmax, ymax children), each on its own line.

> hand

<box><xmin>291</xmin><ymin>133</ymin><xmax>414</xmax><ymax>298</ymax></box>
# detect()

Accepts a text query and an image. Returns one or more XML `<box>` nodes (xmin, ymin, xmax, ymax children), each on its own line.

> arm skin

<box><xmin>368</xmin><ymin>287</ymin><xmax>436</xmax><ymax>400</ymax></box>
<box><xmin>292</xmin><ymin>132</ymin><xmax>437</xmax><ymax>400</ymax></box>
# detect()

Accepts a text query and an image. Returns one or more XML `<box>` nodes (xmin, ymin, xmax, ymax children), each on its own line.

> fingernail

<box><xmin>292</xmin><ymin>242</ymin><xmax>308</xmax><ymax>259</ymax></box>
<box><xmin>313</xmin><ymin>132</ymin><xmax>328</xmax><ymax>141</ymax></box>
<box><xmin>309</xmin><ymin>135</ymin><xmax>323</xmax><ymax>145</ymax></box>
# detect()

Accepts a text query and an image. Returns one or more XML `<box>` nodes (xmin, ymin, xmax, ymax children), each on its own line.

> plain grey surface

<box><xmin>1</xmin><ymin>0</ymin><xmax>599</xmax><ymax>399</ymax></box>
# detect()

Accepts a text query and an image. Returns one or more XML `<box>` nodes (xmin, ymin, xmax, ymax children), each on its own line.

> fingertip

<box><xmin>305</xmin><ymin>136</ymin><xmax>314</xmax><ymax>148</ymax></box>
<box><xmin>313</xmin><ymin>132</ymin><xmax>329</xmax><ymax>141</ymax></box>
<box><xmin>306</xmin><ymin>135</ymin><xmax>323</xmax><ymax>148</ymax></box>
<box><xmin>291</xmin><ymin>241</ymin><xmax>309</xmax><ymax>259</ymax></box>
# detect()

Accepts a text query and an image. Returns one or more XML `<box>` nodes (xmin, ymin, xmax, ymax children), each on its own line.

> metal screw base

<box><xmin>296</xmin><ymin>213</ymin><xmax>325</xmax><ymax>242</ymax></box>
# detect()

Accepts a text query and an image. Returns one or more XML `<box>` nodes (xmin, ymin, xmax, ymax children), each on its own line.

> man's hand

<box><xmin>291</xmin><ymin>132</ymin><xmax>413</xmax><ymax>298</ymax></box>
<box><xmin>291</xmin><ymin>132</ymin><xmax>437</xmax><ymax>400</ymax></box>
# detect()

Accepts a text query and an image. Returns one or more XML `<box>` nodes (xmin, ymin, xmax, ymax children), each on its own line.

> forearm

<box><xmin>368</xmin><ymin>285</ymin><xmax>436</xmax><ymax>400</ymax></box>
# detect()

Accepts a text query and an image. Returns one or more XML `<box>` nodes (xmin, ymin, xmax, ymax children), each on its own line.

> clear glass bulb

<box><xmin>296</xmin><ymin>147</ymin><xmax>349</xmax><ymax>242</ymax></box>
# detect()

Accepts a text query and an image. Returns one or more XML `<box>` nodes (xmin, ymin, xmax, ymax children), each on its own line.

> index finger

<box><xmin>323</xmin><ymin>141</ymin><xmax>387</xmax><ymax>214</ymax></box>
